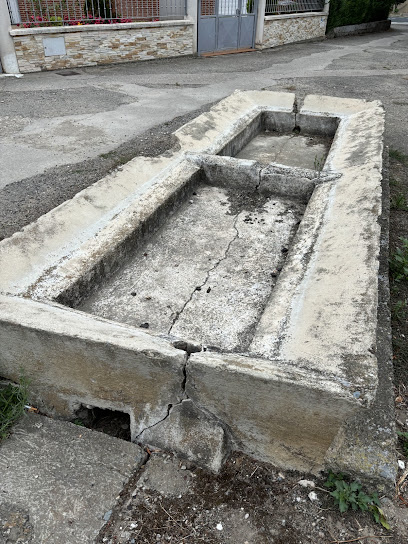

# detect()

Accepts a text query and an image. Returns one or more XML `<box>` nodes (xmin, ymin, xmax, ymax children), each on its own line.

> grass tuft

<box><xmin>391</xmin><ymin>192</ymin><xmax>408</xmax><ymax>211</ymax></box>
<box><xmin>389</xmin><ymin>148</ymin><xmax>408</xmax><ymax>165</ymax></box>
<box><xmin>0</xmin><ymin>378</ymin><xmax>29</xmax><ymax>441</ymax></box>
<box><xmin>390</xmin><ymin>238</ymin><xmax>408</xmax><ymax>282</ymax></box>
<box><xmin>398</xmin><ymin>431</ymin><xmax>408</xmax><ymax>457</ymax></box>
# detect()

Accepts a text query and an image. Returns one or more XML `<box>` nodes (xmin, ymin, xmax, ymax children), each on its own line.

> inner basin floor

<box><xmin>79</xmin><ymin>184</ymin><xmax>305</xmax><ymax>352</ymax></box>
<box><xmin>236</xmin><ymin>133</ymin><xmax>330</xmax><ymax>169</ymax></box>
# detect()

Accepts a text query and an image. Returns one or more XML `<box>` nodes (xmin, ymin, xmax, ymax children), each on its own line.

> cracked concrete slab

<box><xmin>170</xmin><ymin>197</ymin><xmax>303</xmax><ymax>351</ymax></box>
<box><xmin>0</xmin><ymin>413</ymin><xmax>146</xmax><ymax>544</ymax></box>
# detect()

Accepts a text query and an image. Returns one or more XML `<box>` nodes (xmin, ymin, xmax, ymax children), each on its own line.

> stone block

<box><xmin>138</xmin><ymin>399</ymin><xmax>230</xmax><ymax>473</ymax></box>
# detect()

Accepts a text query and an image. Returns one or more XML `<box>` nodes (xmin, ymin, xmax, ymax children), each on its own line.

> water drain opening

<box><xmin>73</xmin><ymin>405</ymin><xmax>131</xmax><ymax>441</ymax></box>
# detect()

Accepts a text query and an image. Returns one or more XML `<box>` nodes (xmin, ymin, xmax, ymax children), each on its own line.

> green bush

<box><xmin>327</xmin><ymin>0</ymin><xmax>394</xmax><ymax>30</ymax></box>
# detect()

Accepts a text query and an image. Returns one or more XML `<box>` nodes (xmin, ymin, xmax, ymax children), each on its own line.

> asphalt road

<box><xmin>0</xmin><ymin>24</ymin><xmax>408</xmax><ymax>236</ymax></box>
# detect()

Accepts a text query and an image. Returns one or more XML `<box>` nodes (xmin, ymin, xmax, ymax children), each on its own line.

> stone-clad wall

<box><xmin>10</xmin><ymin>21</ymin><xmax>194</xmax><ymax>73</ymax></box>
<box><xmin>261</xmin><ymin>12</ymin><xmax>328</xmax><ymax>49</ymax></box>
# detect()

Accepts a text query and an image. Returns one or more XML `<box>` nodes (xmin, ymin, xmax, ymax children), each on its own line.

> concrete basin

<box><xmin>0</xmin><ymin>91</ymin><xmax>395</xmax><ymax>486</ymax></box>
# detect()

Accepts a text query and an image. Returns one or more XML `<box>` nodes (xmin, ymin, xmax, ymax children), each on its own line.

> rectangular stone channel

<box><xmin>74</xmin><ymin>109</ymin><xmax>336</xmax><ymax>352</ymax></box>
<box><xmin>79</xmin><ymin>180</ymin><xmax>305</xmax><ymax>352</ymax></box>
<box><xmin>0</xmin><ymin>91</ymin><xmax>390</xmax><ymax>483</ymax></box>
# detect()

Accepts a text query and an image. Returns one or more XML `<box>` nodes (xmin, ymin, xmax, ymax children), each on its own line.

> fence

<box><xmin>265</xmin><ymin>0</ymin><xmax>325</xmax><ymax>15</ymax></box>
<box><xmin>8</xmin><ymin>0</ymin><xmax>187</xmax><ymax>25</ymax></box>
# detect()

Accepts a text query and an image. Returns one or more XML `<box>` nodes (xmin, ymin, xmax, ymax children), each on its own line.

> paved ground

<box><xmin>1</xmin><ymin>25</ymin><xmax>408</xmax><ymax>240</ymax></box>
<box><xmin>1</xmin><ymin>23</ymin><xmax>408</xmax><ymax>544</ymax></box>
<box><xmin>1</xmin><ymin>26</ymin><xmax>408</xmax><ymax>191</ymax></box>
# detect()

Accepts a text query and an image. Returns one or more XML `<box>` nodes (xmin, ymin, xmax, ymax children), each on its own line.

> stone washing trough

<box><xmin>0</xmin><ymin>91</ymin><xmax>396</xmax><ymax>488</ymax></box>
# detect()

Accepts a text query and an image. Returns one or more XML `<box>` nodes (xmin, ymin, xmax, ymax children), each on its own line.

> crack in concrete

<box><xmin>135</xmin><ymin>352</ymin><xmax>191</xmax><ymax>444</ymax></box>
<box><xmin>167</xmin><ymin>214</ymin><xmax>241</xmax><ymax>335</ymax></box>
<box><xmin>135</xmin><ymin>401</ymin><xmax>180</xmax><ymax>440</ymax></box>
<box><xmin>135</xmin><ymin>358</ymin><xmax>189</xmax><ymax>441</ymax></box>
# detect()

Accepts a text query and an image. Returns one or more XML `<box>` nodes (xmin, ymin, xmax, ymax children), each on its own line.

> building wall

<box><xmin>9</xmin><ymin>10</ymin><xmax>328</xmax><ymax>73</ymax></box>
<box><xmin>261</xmin><ymin>12</ymin><xmax>328</xmax><ymax>49</ymax></box>
<box><xmin>10</xmin><ymin>20</ymin><xmax>194</xmax><ymax>73</ymax></box>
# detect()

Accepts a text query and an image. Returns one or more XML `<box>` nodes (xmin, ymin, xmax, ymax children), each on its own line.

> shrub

<box><xmin>327</xmin><ymin>0</ymin><xmax>394</xmax><ymax>30</ymax></box>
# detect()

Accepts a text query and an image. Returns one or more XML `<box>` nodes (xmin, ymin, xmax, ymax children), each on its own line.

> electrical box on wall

<box><xmin>43</xmin><ymin>37</ymin><xmax>66</xmax><ymax>57</ymax></box>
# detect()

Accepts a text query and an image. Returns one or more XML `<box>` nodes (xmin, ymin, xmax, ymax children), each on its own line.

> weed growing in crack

<box><xmin>72</xmin><ymin>418</ymin><xmax>85</xmax><ymax>427</ymax></box>
<box><xmin>390</xmin><ymin>237</ymin><xmax>408</xmax><ymax>282</ymax></box>
<box><xmin>0</xmin><ymin>377</ymin><xmax>29</xmax><ymax>441</ymax></box>
<box><xmin>324</xmin><ymin>472</ymin><xmax>390</xmax><ymax>529</ymax></box>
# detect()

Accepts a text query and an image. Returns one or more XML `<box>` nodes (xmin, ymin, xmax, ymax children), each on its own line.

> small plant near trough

<box><xmin>398</xmin><ymin>431</ymin><xmax>408</xmax><ymax>457</ymax></box>
<box><xmin>390</xmin><ymin>237</ymin><xmax>408</xmax><ymax>282</ymax></box>
<box><xmin>389</xmin><ymin>148</ymin><xmax>408</xmax><ymax>165</ymax></box>
<box><xmin>391</xmin><ymin>192</ymin><xmax>408</xmax><ymax>211</ymax></box>
<box><xmin>392</xmin><ymin>299</ymin><xmax>408</xmax><ymax>321</ymax></box>
<box><xmin>0</xmin><ymin>377</ymin><xmax>29</xmax><ymax>441</ymax></box>
<box><xmin>324</xmin><ymin>471</ymin><xmax>390</xmax><ymax>529</ymax></box>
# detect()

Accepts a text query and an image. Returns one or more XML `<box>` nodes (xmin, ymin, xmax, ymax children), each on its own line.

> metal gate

<box><xmin>198</xmin><ymin>0</ymin><xmax>258</xmax><ymax>55</ymax></box>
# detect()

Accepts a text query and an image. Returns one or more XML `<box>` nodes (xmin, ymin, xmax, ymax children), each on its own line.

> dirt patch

<box><xmin>388</xmin><ymin>150</ymin><xmax>408</xmax><ymax>517</ymax></box>
<box><xmin>96</xmin><ymin>451</ymin><xmax>407</xmax><ymax>544</ymax></box>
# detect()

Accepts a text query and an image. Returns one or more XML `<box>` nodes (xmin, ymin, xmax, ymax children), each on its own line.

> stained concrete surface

<box><xmin>80</xmin><ymin>185</ymin><xmax>303</xmax><ymax>351</ymax></box>
<box><xmin>236</xmin><ymin>133</ymin><xmax>329</xmax><ymax>168</ymax></box>
<box><xmin>0</xmin><ymin>413</ymin><xmax>146</xmax><ymax>544</ymax></box>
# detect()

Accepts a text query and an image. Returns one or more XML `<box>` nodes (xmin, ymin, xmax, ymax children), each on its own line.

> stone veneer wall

<box><xmin>261</xmin><ymin>12</ymin><xmax>328</xmax><ymax>49</ymax></box>
<box><xmin>10</xmin><ymin>21</ymin><xmax>194</xmax><ymax>73</ymax></box>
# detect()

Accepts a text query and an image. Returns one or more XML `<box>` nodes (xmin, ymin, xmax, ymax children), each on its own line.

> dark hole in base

<box><xmin>73</xmin><ymin>405</ymin><xmax>131</xmax><ymax>441</ymax></box>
